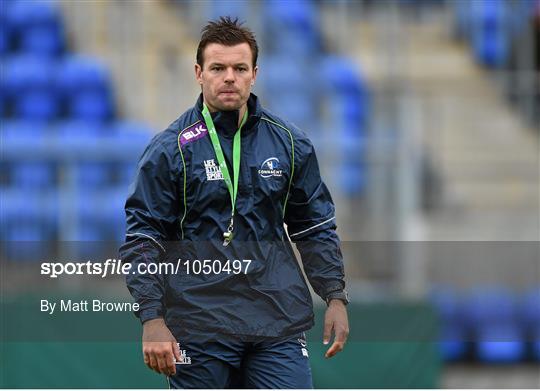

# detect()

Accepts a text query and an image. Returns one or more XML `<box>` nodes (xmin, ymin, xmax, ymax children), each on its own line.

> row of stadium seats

<box><xmin>2</xmin><ymin>120</ymin><xmax>150</xmax><ymax>188</ymax></box>
<box><xmin>3</xmin><ymin>162</ymin><xmax>136</xmax><ymax>189</ymax></box>
<box><xmin>431</xmin><ymin>287</ymin><xmax>540</xmax><ymax>362</ymax></box>
<box><xmin>1</xmin><ymin>55</ymin><xmax>114</xmax><ymax>121</ymax></box>
<box><xmin>0</xmin><ymin>0</ymin><xmax>66</xmax><ymax>56</ymax></box>
<box><xmin>1</xmin><ymin>188</ymin><xmax>127</xmax><ymax>260</ymax></box>
<box><xmin>3</xmin><ymin>119</ymin><xmax>150</xmax><ymax>140</ymax></box>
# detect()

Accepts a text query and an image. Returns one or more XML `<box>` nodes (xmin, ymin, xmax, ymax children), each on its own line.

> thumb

<box><xmin>172</xmin><ymin>341</ymin><xmax>182</xmax><ymax>363</ymax></box>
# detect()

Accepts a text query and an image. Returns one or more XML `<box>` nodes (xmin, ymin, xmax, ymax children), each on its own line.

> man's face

<box><xmin>195</xmin><ymin>43</ymin><xmax>257</xmax><ymax>112</ymax></box>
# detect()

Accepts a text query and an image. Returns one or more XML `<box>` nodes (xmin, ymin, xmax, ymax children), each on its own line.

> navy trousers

<box><xmin>167</xmin><ymin>332</ymin><xmax>313</xmax><ymax>389</ymax></box>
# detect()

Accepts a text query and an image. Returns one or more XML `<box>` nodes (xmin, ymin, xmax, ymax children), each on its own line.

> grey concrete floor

<box><xmin>441</xmin><ymin>363</ymin><xmax>540</xmax><ymax>389</ymax></box>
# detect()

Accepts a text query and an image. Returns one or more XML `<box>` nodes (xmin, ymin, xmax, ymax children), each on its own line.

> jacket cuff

<box><xmin>323</xmin><ymin>281</ymin><xmax>345</xmax><ymax>297</ymax></box>
<box><xmin>138</xmin><ymin>306</ymin><xmax>164</xmax><ymax>324</ymax></box>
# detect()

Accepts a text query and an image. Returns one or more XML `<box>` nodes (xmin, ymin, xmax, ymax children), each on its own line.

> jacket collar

<box><xmin>194</xmin><ymin>93</ymin><xmax>263</xmax><ymax>138</ymax></box>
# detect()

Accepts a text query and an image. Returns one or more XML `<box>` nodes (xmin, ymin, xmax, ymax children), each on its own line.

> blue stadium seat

<box><xmin>471</xmin><ymin>0</ymin><xmax>509</xmax><ymax>68</ymax></box>
<box><xmin>4</xmin><ymin>0</ymin><xmax>65</xmax><ymax>56</ymax></box>
<box><xmin>259</xmin><ymin>56</ymin><xmax>318</xmax><ymax>131</ymax></box>
<box><xmin>328</xmin><ymin>96</ymin><xmax>368</xmax><ymax>136</ymax></box>
<box><xmin>521</xmin><ymin>288</ymin><xmax>540</xmax><ymax>361</ymax></box>
<box><xmin>102</xmin><ymin>188</ymin><xmax>128</xmax><ymax>243</ymax></box>
<box><xmin>57</xmin><ymin>56</ymin><xmax>115</xmax><ymax>121</ymax></box>
<box><xmin>263</xmin><ymin>0</ymin><xmax>320</xmax><ymax>56</ymax></box>
<box><xmin>205</xmin><ymin>0</ymin><xmax>251</xmax><ymax>23</ymax></box>
<box><xmin>533</xmin><ymin>328</ymin><xmax>540</xmax><ymax>361</ymax></box>
<box><xmin>265</xmin><ymin>0</ymin><xmax>318</xmax><ymax>30</ymax></box>
<box><xmin>326</xmin><ymin>108</ymin><xmax>368</xmax><ymax>198</ymax></box>
<box><xmin>274</xmin><ymin>32</ymin><xmax>318</xmax><ymax>57</ymax></box>
<box><xmin>56</xmin><ymin>121</ymin><xmax>111</xmax><ymax>187</ymax></box>
<box><xmin>0</xmin><ymin>189</ymin><xmax>57</xmax><ymax>261</ymax></box>
<box><xmin>111</xmin><ymin>121</ymin><xmax>152</xmax><ymax>146</ymax></box>
<box><xmin>74</xmin><ymin>192</ymin><xmax>107</xmax><ymax>242</ymax></box>
<box><xmin>464</xmin><ymin>287</ymin><xmax>518</xmax><ymax>327</ymax></box>
<box><xmin>5</xmin><ymin>0</ymin><xmax>60</xmax><ymax>30</ymax></box>
<box><xmin>439</xmin><ymin>327</ymin><xmax>468</xmax><ymax>362</ymax></box>
<box><xmin>19</xmin><ymin>23</ymin><xmax>65</xmax><ymax>56</ymax></box>
<box><xmin>476</xmin><ymin>323</ymin><xmax>526</xmax><ymax>363</ymax></box>
<box><xmin>78</xmin><ymin>162</ymin><xmax>112</xmax><ymax>187</ymax></box>
<box><xmin>2</xmin><ymin>120</ymin><xmax>48</xmax><ymax>145</ymax></box>
<box><xmin>16</xmin><ymin>90</ymin><xmax>61</xmax><ymax>121</ymax></box>
<box><xmin>429</xmin><ymin>287</ymin><xmax>468</xmax><ymax>361</ymax></box>
<box><xmin>0</xmin><ymin>87</ymin><xmax>7</xmax><ymax>117</ymax></box>
<box><xmin>339</xmin><ymin>131</ymin><xmax>367</xmax><ymax>162</ymax></box>
<box><xmin>321</xmin><ymin>57</ymin><xmax>370</xmax><ymax>140</ymax></box>
<box><xmin>4</xmin><ymin>55</ymin><xmax>59</xmax><ymax>120</ymax></box>
<box><xmin>464</xmin><ymin>287</ymin><xmax>525</xmax><ymax>362</ymax></box>
<box><xmin>75</xmin><ymin>189</ymin><xmax>126</xmax><ymax>245</ymax></box>
<box><xmin>10</xmin><ymin>162</ymin><xmax>56</xmax><ymax>189</ymax></box>
<box><xmin>70</xmin><ymin>90</ymin><xmax>114</xmax><ymax>122</ymax></box>
<box><xmin>321</xmin><ymin>56</ymin><xmax>366</xmax><ymax>95</ymax></box>
<box><xmin>67</xmin><ymin>191</ymin><xmax>108</xmax><ymax>258</ymax></box>
<box><xmin>57</xmin><ymin>55</ymin><xmax>112</xmax><ymax>96</ymax></box>
<box><xmin>522</xmin><ymin>288</ymin><xmax>540</xmax><ymax>329</ymax></box>
<box><xmin>266</xmin><ymin>93</ymin><xmax>318</xmax><ymax>131</ymax></box>
<box><xmin>337</xmin><ymin>95</ymin><xmax>368</xmax><ymax>124</ymax></box>
<box><xmin>338</xmin><ymin>162</ymin><xmax>367</xmax><ymax>197</ymax></box>
<box><xmin>55</xmin><ymin>120</ymin><xmax>105</xmax><ymax>147</ymax></box>
<box><xmin>119</xmin><ymin>164</ymin><xmax>137</xmax><ymax>188</ymax></box>
<box><xmin>0</xmin><ymin>14</ymin><xmax>12</xmax><ymax>54</ymax></box>
<box><xmin>3</xmin><ymin>121</ymin><xmax>55</xmax><ymax>187</ymax></box>
<box><xmin>110</xmin><ymin>121</ymin><xmax>152</xmax><ymax>185</ymax></box>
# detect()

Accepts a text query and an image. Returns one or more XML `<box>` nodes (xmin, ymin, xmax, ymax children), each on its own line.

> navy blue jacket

<box><xmin>121</xmin><ymin>94</ymin><xmax>345</xmax><ymax>339</ymax></box>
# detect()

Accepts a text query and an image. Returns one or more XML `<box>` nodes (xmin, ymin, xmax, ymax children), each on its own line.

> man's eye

<box><xmin>212</xmin><ymin>66</ymin><xmax>223</xmax><ymax>71</ymax></box>
<box><xmin>237</xmin><ymin>68</ymin><xmax>247</xmax><ymax>72</ymax></box>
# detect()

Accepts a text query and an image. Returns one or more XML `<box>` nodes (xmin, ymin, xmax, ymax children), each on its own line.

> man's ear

<box><xmin>195</xmin><ymin>64</ymin><xmax>203</xmax><ymax>85</ymax></box>
<box><xmin>251</xmin><ymin>65</ymin><xmax>258</xmax><ymax>86</ymax></box>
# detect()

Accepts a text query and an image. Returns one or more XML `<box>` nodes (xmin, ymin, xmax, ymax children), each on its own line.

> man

<box><xmin>120</xmin><ymin>17</ymin><xmax>349</xmax><ymax>388</ymax></box>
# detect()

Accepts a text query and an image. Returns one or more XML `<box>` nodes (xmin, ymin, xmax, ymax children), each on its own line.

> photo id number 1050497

<box><xmin>182</xmin><ymin>259</ymin><xmax>251</xmax><ymax>275</ymax></box>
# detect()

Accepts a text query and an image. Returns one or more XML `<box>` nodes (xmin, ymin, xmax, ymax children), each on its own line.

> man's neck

<box><xmin>204</xmin><ymin>101</ymin><xmax>247</xmax><ymax>128</ymax></box>
<box><xmin>237</xmin><ymin>104</ymin><xmax>248</xmax><ymax>127</ymax></box>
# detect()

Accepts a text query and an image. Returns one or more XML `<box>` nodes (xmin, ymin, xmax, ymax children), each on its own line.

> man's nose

<box><xmin>224</xmin><ymin>67</ymin><xmax>235</xmax><ymax>83</ymax></box>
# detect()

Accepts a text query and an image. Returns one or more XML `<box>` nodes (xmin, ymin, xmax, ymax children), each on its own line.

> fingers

<box><xmin>323</xmin><ymin>318</ymin><xmax>333</xmax><ymax>345</ymax></box>
<box><xmin>325</xmin><ymin>340</ymin><xmax>343</xmax><ymax>358</ymax></box>
<box><xmin>324</xmin><ymin>324</ymin><xmax>349</xmax><ymax>358</ymax></box>
<box><xmin>143</xmin><ymin>343</ymin><xmax>176</xmax><ymax>375</ymax></box>
<box><xmin>147</xmin><ymin>350</ymin><xmax>159</xmax><ymax>372</ymax></box>
<box><xmin>143</xmin><ymin>351</ymin><xmax>151</xmax><ymax>369</ymax></box>
<box><xmin>156</xmin><ymin>351</ymin><xmax>175</xmax><ymax>376</ymax></box>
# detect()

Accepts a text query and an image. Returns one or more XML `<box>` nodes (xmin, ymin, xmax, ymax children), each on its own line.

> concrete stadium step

<box><xmin>342</xmin><ymin>8</ymin><xmax>538</xmax><ymax>241</ymax></box>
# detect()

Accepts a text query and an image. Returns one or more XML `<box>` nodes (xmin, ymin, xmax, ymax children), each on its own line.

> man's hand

<box><xmin>323</xmin><ymin>299</ymin><xmax>349</xmax><ymax>358</ymax></box>
<box><xmin>142</xmin><ymin>318</ymin><xmax>182</xmax><ymax>376</ymax></box>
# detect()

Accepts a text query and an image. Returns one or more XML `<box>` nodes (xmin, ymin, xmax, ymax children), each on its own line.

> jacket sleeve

<box><xmin>119</xmin><ymin>135</ymin><xmax>180</xmax><ymax>324</ymax></box>
<box><xmin>284</xmin><ymin>135</ymin><xmax>345</xmax><ymax>302</ymax></box>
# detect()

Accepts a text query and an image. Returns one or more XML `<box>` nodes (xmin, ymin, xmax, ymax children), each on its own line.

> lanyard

<box><xmin>201</xmin><ymin>103</ymin><xmax>248</xmax><ymax>246</ymax></box>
